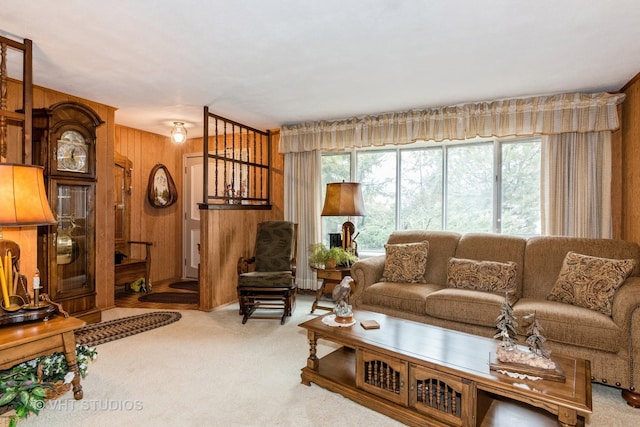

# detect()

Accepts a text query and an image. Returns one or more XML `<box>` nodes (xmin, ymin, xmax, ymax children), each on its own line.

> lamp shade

<box><xmin>0</xmin><ymin>164</ymin><xmax>56</xmax><ymax>226</ymax></box>
<box><xmin>321</xmin><ymin>182</ymin><xmax>366</xmax><ymax>217</ymax></box>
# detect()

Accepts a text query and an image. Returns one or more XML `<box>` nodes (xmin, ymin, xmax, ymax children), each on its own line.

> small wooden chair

<box><xmin>114</xmin><ymin>241</ymin><xmax>152</xmax><ymax>293</ymax></box>
<box><xmin>237</xmin><ymin>221</ymin><xmax>297</xmax><ymax>324</ymax></box>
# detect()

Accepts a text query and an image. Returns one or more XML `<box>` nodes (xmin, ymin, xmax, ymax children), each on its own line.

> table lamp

<box><xmin>321</xmin><ymin>182</ymin><xmax>366</xmax><ymax>254</ymax></box>
<box><xmin>0</xmin><ymin>163</ymin><xmax>57</xmax><ymax>310</ymax></box>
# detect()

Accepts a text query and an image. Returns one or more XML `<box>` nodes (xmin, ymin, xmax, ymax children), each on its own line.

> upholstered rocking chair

<box><xmin>237</xmin><ymin>221</ymin><xmax>297</xmax><ymax>324</ymax></box>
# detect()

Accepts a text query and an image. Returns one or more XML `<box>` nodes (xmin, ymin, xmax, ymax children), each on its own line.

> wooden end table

<box><xmin>300</xmin><ymin>310</ymin><xmax>592</xmax><ymax>427</ymax></box>
<box><xmin>0</xmin><ymin>316</ymin><xmax>86</xmax><ymax>400</ymax></box>
<box><xmin>310</xmin><ymin>266</ymin><xmax>352</xmax><ymax>313</ymax></box>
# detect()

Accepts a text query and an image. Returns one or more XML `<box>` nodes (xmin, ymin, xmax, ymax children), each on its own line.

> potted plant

<box><xmin>0</xmin><ymin>345</ymin><xmax>97</xmax><ymax>426</ymax></box>
<box><xmin>327</xmin><ymin>247</ymin><xmax>358</xmax><ymax>268</ymax></box>
<box><xmin>308</xmin><ymin>243</ymin><xmax>331</xmax><ymax>269</ymax></box>
<box><xmin>308</xmin><ymin>243</ymin><xmax>358</xmax><ymax>269</ymax></box>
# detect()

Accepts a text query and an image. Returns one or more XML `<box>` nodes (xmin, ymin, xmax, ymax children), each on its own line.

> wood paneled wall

<box><xmin>3</xmin><ymin>79</ymin><xmax>116</xmax><ymax>310</ymax></box>
<box><xmin>113</xmin><ymin>128</ymin><xmax>285</xmax><ymax>310</ymax></box>
<box><xmin>113</xmin><ymin>126</ymin><xmax>183</xmax><ymax>292</ymax></box>
<box><xmin>182</xmin><ymin>132</ymin><xmax>285</xmax><ymax>310</ymax></box>
<box><xmin>6</xmin><ymin>75</ymin><xmax>285</xmax><ymax>313</ymax></box>
<box><xmin>621</xmin><ymin>73</ymin><xmax>640</xmax><ymax>244</ymax></box>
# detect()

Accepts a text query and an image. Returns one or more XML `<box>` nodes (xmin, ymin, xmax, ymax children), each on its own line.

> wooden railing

<box><xmin>200</xmin><ymin>107</ymin><xmax>271</xmax><ymax>210</ymax></box>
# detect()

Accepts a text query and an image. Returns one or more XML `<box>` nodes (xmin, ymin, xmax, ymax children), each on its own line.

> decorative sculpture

<box><xmin>493</xmin><ymin>292</ymin><xmax>518</xmax><ymax>348</ymax></box>
<box><xmin>524</xmin><ymin>312</ymin><xmax>551</xmax><ymax>359</ymax></box>
<box><xmin>490</xmin><ymin>292</ymin><xmax>564</xmax><ymax>381</ymax></box>
<box><xmin>332</xmin><ymin>276</ymin><xmax>353</xmax><ymax>305</ymax></box>
<box><xmin>332</xmin><ymin>276</ymin><xmax>354</xmax><ymax>324</ymax></box>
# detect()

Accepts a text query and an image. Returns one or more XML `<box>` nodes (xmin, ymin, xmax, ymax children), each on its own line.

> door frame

<box><xmin>182</xmin><ymin>153</ymin><xmax>203</xmax><ymax>279</ymax></box>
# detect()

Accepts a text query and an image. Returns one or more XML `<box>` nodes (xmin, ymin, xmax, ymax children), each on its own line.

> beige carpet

<box><xmin>20</xmin><ymin>295</ymin><xmax>639</xmax><ymax>426</ymax></box>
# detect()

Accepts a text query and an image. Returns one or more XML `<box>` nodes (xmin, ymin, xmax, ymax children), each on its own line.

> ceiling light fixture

<box><xmin>170</xmin><ymin>122</ymin><xmax>187</xmax><ymax>144</ymax></box>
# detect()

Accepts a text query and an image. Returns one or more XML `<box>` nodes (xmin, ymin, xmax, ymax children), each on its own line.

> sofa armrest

<box><xmin>350</xmin><ymin>255</ymin><xmax>386</xmax><ymax>306</ymax></box>
<box><xmin>612</xmin><ymin>276</ymin><xmax>640</xmax><ymax>392</ymax></box>
<box><xmin>611</xmin><ymin>276</ymin><xmax>640</xmax><ymax>329</ymax></box>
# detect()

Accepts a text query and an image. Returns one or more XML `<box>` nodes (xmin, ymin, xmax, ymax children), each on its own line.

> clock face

<box><xmin>57</xmin><ymin>130</ymin><xmax>89</xmax><ymax>173</ymax></box>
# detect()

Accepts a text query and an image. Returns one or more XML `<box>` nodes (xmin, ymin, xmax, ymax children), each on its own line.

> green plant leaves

<box><xmin>0</xmin><ymin>344</ymin><xmax>97</xmax><ymax>422</ymax></box>
<box><xmin>0</xmin><ymin>390</ymin><xmax>18</xmax><ymax>406</ymax></box>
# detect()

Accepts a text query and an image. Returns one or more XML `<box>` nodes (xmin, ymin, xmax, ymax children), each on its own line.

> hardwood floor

<box><xmin>114</xmin><ymin>278</ymin><xmax>200</xmax><ymax>310</ymax></box>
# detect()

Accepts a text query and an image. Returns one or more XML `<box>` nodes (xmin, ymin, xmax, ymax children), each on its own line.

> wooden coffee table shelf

<box><xmin>300</xmin><ymin>311</ymin><xmax>592</xmax><ymax>427</ymax></box>
<box><xmin>0</xmin><ymin>316</ymin><xmax>86</xmax><ymax>400</ymax></box>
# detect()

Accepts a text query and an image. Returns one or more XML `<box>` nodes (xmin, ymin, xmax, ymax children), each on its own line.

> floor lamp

<box><xmin>321</xmin><ymin>182</ymin><xmax>366</xmax><ymax>254</ymax></box>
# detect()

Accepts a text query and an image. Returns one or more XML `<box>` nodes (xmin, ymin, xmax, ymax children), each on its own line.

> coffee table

<box><xmin>300</xmin><ymin>310</ymin><xmax>591</xmax><ymax>427</ymax></box>
<box><xmin>0</xmin><ymin>316</ymin><xmax>86</xmax><ymax>400</ymax></box>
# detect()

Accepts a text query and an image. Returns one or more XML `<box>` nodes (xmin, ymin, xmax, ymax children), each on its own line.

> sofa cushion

<box><xmin>454</xmin><ymin>233</ymin><xmax>526</xmax><ymax>298</ymax></box>
<box><xmin>425</xmin><ymin>288</ymin><xmax>506</xmax><ymax>328</ymax></box>
<box><xmin>447</xmin><ymin>257</ymin><xmax>517</xmax><ymax>294</ymax></box>
<box><xmin>381</xmin><ymin>241</ymin><xmax>429</xmax><ymax>283</ymax></box>
<box><xmin>514</xmin><ymin>298</ymin><xmax>622</xmax><ymax>353</ymax></box>
<box><xmin>523</xmin><ymin>236</ymin><xmax>640</xmax><ymax>300</ymax></box>
<box><xmin>361</xmin><ymin>282</ymin><xmax>443</xmax><ymax>315</ymax></box>
<box><xmin>386</xmin><ymin>231</ymin><xmax>461</xmax><ymax>286</ymax></box>
<box><xmin>238</xmin><ymin>271</ymin><xmax>293</xmax><ymax>287</ymax></box>
<box><xmin>547</xmin><ymin>251</ymin><xmax>635</xmax><ymax>316</ymax></box>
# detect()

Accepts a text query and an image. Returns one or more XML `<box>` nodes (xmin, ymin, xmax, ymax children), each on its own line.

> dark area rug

<box><xmin>138</xmin><ymin>292</ymin><xmax>199</xmax><ymax>305</ymax></box>
<box><xmin>74</xmin><ymin>311</ymin><xmax>181</xmax><ymax>346</ymax></box>
<box><xmin>168</xmin><ymin>280</ymin><xmax>198</xmax><ymax>292</ymax></box>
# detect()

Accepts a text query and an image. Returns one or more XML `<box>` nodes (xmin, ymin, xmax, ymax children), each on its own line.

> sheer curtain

<box><xmin>284</xmin><ymin>150</ymin><xmax>322</xmax><ymax>290</ymax></box>
<box><xmin>541</xmin><ymin>132</ymin><xmax>612</xmax><ymax>238</ymax></box>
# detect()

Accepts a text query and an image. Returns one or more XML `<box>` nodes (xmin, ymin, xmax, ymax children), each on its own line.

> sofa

<box><xmin>350</xmin><ymin>230</ymin><xmax>640</xmax><ymax>406</ymax></box>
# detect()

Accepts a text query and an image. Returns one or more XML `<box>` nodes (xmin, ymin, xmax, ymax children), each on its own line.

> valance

<box><xmin>279</xmin><ymin>92</ymin><xmax>625</xmax><ymax>153</ymax></box>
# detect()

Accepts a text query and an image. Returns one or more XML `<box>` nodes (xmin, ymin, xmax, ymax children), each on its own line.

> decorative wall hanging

<box><xmin>147</xmin><ymin>164</ymin><xmax>178</xmax><ymax>208</ymax></box>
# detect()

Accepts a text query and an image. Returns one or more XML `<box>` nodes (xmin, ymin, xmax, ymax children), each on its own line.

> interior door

<box><xmin>183</xmin><ymin>154</ymin><xmax>202</xmax><ymax>278</ymax></box>
<box><xmin>183</xmin><ymin>152</ymin><xmax>230</xmax><ymax>278</ymax></box>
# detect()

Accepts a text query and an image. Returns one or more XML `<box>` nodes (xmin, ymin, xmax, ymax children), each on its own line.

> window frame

<box><xmin>321</xmin><ymin>136</ymin><xmax>541</xmax><ymax>251</ymax></box>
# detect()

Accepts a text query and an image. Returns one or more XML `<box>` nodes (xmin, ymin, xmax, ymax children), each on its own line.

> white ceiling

<box><xmin>2</xmin><ymin>0</ymin><xmax>640</xmax><ymax>139</ymax></box>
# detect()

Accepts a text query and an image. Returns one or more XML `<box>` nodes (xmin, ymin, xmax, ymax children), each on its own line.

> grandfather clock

<box><xmin>32</xmin><ymin>101</ymin><xmax>104</xmax><ymax>323</ymax></box>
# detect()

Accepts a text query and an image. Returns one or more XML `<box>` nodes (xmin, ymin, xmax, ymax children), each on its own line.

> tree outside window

<box><xmin>321</xmin><ymin>138</ymin><xmax>541</xmax><ymax>252</ymax></box>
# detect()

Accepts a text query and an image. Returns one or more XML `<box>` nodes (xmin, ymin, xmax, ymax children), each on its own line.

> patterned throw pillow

<box><xmin>381</xmin><ymin>241</ymin><xmax>429</xmax><ymax>283</ymax></box>
<box><xmin>547</xmin><ymin>251</ymin><xmax>636</xmax><ymax>316</ymax></box>
<box><xmin>447</xmin><ymin>258</ymin><xmax>517</xmax><ymax>294</ymax></box>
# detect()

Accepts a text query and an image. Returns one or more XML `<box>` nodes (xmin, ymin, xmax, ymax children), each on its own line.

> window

<box><xmin>320</xmin><ymin>153</ymin><xmax>351</xmax><ymax>242</ymax></box>
<box><xmin>400</xmin><ymin>148</ymin><xmax>442</xmax><ymax>231</ymax></box>
<box><xmin>357</xmin><ymin>151</ymin><xmax>397</xmax><ymax>250</ymax></box>
<box><xmin>445</xmin><ymin>142</ymin><xmax>493</xmax><ymax>232</ymax></box>
<box><xmin>499</xmin><ymin>141</ymin><xmax>541</xmax><ymax>234</ymax></box>
<box><xmin>321</xmin><ymin>138</ymin><xmax>541</xmax><ymax>252</ymax></box>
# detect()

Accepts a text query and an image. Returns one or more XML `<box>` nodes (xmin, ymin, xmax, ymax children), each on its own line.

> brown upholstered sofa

<box><xmin>350</xmin><ymin>230</ymin><xmax>640</xmax><ymax>406</ymax></box>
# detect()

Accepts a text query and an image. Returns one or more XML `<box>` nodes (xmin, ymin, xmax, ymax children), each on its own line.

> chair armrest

<box><xmin>350</xmin><ymin>255</ymin><xmax>386</xmax><ymax>306</ymax></box>
<box><xmin>128</xmin><ymin>241</ymin><xmax>152</xmax><ymax>261</ymax></box>
<box><xmin>237</xmin><ymin>256</ymin><xmax>256</xmax><ymax>274</ymax></box>
<box><xmin>128</xmin><ymin>241</ymin><xmax>152</xmax><ymax>246</ymax></box>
